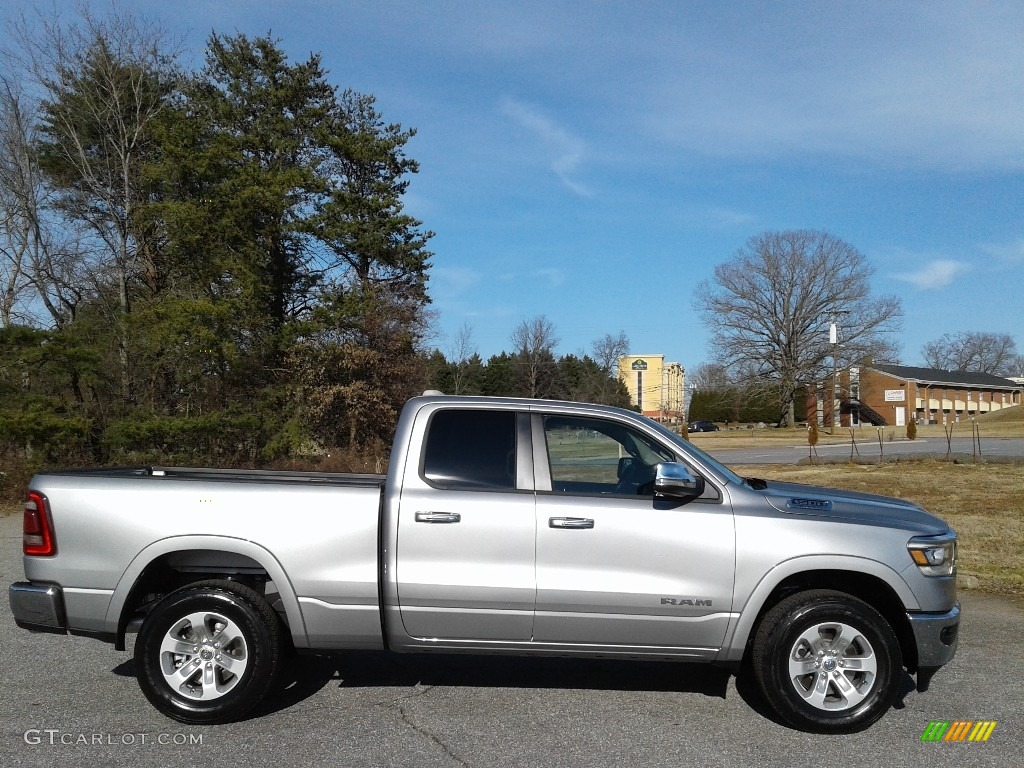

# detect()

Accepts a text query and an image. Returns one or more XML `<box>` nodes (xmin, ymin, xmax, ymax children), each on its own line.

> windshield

<box><xmin>642</xmin><ymin>415</ymin><xmax>746</xmax><ymax>485</ymax></box>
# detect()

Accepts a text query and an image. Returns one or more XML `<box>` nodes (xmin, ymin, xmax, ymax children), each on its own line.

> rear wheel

<box><xmin>752</xmin><ymin>589</ymin><xmax>903</xmax><ymax>733</ymax></box>
<box><xmin>134</xmin><ymin>579</ymin><xmax>281</xmax><ymax>724</ymax></box>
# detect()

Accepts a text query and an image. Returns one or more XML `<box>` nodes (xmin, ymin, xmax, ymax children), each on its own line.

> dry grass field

<box><xmin>731</xmin><ymin>459</ymin><xmax>1024</xmax><ymax>597</ymax></box>
<box><xmin>687</xmin><ymin>403</ymin><xmax>1024</xmax><ymax>449</ymax></box>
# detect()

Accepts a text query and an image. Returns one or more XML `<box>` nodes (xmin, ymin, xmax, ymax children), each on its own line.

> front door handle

<box><xmin>549</xmin><ymin>517</ymin><xmax>594</xmax><ymax>529</ymax></box>
<box><xmin>415</xmin><ymin>512</ymin><xmax>462</xmax><ymax>524</ymax></box>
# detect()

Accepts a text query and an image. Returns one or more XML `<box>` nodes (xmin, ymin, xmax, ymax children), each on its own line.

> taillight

<box><xmin>24</xmin><ymin>491</ymin><xmax>56</xmax><ymax>556</ymax></box>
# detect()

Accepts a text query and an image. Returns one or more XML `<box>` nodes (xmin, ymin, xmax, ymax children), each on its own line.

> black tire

<box><xmin>752</xmin><ymin>589</ymin><xmax>903</xmax><ymax>733</ymax></box>
<box><xmin>134</xmin><ymin>579</ymin><xmax>282</xmax><ymax>724</ymax></box>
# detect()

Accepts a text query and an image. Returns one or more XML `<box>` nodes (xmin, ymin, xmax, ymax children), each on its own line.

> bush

<box><xmin>0</xmin><ymin>454</ymin><xmax>49</xmax><ymax>503</ymax></box>
<box><xmin>907</xmin><ymin>419</ymin><xmax>917</xmax><ymax>441</ymax></box>
<box><xmin>0</xmin><ymin>404</ymin><xmax>92</xmax><ymax>465</ymax></box>
<box><xmin>101</xmin><ymin>414</ymin><xmax>263</xmax><ymax>465</ymax></box>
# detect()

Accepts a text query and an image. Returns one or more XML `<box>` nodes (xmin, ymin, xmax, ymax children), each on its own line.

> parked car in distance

<box><xmin>689</xmin><ymin>420</ymin><xmax>720</xmax><ymax>432</ymax></box>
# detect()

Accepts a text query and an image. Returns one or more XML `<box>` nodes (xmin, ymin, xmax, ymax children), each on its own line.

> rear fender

<box><xmin>106</xmin><ymin>535</ymin><xmax>308</xmax><ymax>649</ymax></box>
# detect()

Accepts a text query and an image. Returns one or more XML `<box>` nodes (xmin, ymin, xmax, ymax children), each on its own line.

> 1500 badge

<box><xmin>661</xmin><ymin>597</ymin><xmax>712</xmax><ymax>606</ymax></box>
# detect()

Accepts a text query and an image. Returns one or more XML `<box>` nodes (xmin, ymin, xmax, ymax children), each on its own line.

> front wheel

<box><xmin>134</xmin><ymin>579</ymin><xmax>282</xmax><ymax>724</ymax></box>
<box><xmin>752</xmin><ymin>589</ymin><xmax>903</xmax><ymax>733</ymax></box>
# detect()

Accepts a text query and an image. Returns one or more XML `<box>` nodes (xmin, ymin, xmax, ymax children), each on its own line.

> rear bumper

<box><xmin>9</xmin><ymin>582</ymin><xmax>67</xmax><ymax>634</ymax></box>
<box><xmin>908</xmin><ymin>602</ymin><xmax>960</xmax><ymax>668</ymax></box>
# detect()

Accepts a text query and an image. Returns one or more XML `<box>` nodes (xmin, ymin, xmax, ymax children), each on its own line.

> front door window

<box><xmin>542</xmin><ymin>415</ymin><xmax>675</xmax><ymax>497</ymax></box>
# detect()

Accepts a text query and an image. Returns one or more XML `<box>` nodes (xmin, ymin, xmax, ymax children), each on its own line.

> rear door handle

<box><xmin>549</xmin><ymin>517</ymin><xmax>594</xmax><ymax>529</ymax></box>
<box><xmin>415</xmin><ymin>512</ymin><xmax>462</xmax><ymax>524</ymax></box>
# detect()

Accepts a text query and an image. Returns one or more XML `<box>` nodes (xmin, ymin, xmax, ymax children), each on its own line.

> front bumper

<box><xmin>908</xmin><ymin>602</ymin><xmax>960</xmax><ymax>668</ymax></box>
<box><xmin>9</xmin><ymin>582</ymin><xmax>67</xmax><ymax>634</ymax></box>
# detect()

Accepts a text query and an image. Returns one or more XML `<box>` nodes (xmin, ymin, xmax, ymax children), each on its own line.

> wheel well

<box><xmin>115</xmin><ymin>549</ymin><xmax>286</xmax><ymax>651</ymax></box>
<box><xmin>745</xmin><ymin>570</ymin><xmax>918</xmax><ymax>672</ymax></box>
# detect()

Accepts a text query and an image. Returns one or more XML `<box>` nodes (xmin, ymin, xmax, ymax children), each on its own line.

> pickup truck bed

<box><xmin>45</xmin><ymin>465</ymin><xmax>386</xmax><ymax>486</ymax></box>
<box><xmin>13</xmin><ymin>465</ymin><xmax>388</xmax><ymax>652</ymax></box>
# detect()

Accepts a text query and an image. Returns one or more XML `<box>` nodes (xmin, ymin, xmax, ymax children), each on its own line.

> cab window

<box><xmin>542</xmin><ymin>415</ymin><xmax>674</xmax><ymax>496</ymax></box>
<box><xmin>423</xmin><ymin>409</ymin><xmax>517</xmax><ymax>490</ymax></box>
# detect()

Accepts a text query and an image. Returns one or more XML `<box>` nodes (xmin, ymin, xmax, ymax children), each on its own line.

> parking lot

<box><xmin>1</xmin><ymin>511</ymin><xmax>1020</xmax><ymax>767</ymax></box>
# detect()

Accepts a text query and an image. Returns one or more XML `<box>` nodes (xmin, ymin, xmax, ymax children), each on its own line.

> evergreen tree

<box><xmin>482</xmin><ymin>352</ymin><xmax>516</xmax><ymax>397</ymax></box>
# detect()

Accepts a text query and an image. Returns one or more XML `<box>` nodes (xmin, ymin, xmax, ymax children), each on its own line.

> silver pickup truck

<box><xmin>9</xmin><ymin>394</ymin><xmax>960</xmax><ymax>732</ymax></box>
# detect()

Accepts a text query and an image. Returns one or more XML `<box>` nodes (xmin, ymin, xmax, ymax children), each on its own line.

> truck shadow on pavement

<box><xmin>255</xmin><ymin>651</ymin><xmax>919</xmax><ymax>728</ymax></box>
<box><xmin>114</xmin><ymin>650</ymin><xmax>917</xmax><ymax>727</ymax></box>
<box><xmin>260</xmin><ymin>651</ymin><xmax>731</xmax><ymax>711</ymax></box>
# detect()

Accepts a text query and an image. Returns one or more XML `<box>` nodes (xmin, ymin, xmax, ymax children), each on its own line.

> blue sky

<box><xmin>21</xmin><ymin>1</ymin><xmax>1024</xmax><ymax>371</ymax></box>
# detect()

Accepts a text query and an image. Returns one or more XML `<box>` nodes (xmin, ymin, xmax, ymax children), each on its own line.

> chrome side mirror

<box><xmin>654</xmin><ymin>462</ymin><xmax>705</xmax><ymax>499</ymax></box>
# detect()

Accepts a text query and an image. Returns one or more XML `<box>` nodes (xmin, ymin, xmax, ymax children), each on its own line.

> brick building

<box><xmin>809</xmin><ymin>363</ymin><xmax>1022</xmax><ymax>428</ymax></box>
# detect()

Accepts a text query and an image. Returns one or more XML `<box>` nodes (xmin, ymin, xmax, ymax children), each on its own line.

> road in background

<box><xmin>1</xmin><ymin>511</ymin><xmax>1021</xmax><ymax>767</ymax></box>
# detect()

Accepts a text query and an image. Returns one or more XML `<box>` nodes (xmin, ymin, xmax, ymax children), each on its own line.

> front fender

<box><xmin>716</xmin><ymin>554</ymin><xmax>916</xmax><ymax>663</ymax></box>
<box><xmin>105</xmin><ymin>535</ymin><xmax>308</xmax><ymax>649</ymax></box>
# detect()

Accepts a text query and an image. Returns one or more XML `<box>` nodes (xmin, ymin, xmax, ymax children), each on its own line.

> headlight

<box><xmin>908</xmin><ymin>533</ymin><xmax>957</xmax><ymax>577</ymax></box>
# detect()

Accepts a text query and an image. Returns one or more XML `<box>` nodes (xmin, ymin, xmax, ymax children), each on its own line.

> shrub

<box><xmin>0</xmin><ymin>404</ymin><xmax>92</xmax><ymax>464</ymax></box>
<box><xmin>101</xmin><ymin>414</ymin><xmax>263</xmax><ymax>465</ymax></box>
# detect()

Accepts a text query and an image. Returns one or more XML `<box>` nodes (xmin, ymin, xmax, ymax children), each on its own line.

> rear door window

<box><xmin>422</xmin><ymin>410</ymin><xmax>517</xmax><ymax>490</ymax></box>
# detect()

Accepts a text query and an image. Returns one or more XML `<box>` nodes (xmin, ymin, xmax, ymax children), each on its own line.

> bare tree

<box><xmin>694</xmin><ymin>230</ymin><xmax>903</xmax><ymax>426</ymax></box>
<box><xmin>510</xmin><ymin>315</ymin><xmax>559</xmax><ymax>398</ymax></box>
<box><xmin>688</xmin><ymin>362</ymin><xmax>730</xmax><ymax>391</ymax></box>
<box><xmin>447</xmin><ymin>322</ymin><xmax>477</xmax><ymax>395</ymax></box>
<box><xmin>588</xmin><ymin>330</ymin><xmax>629</xmax><ymax>402</ymax></box>
<box><xmin>591</xmin><ymin>331</ymin><xmax>629</xmax><ymax>377</ymax></box>
<box><xmin>921</xmin><ymin>332</ymin><xmax>1017</xmax><ymax>374</ymax></box>
<box><xmin>0</xmin><ymin>74</ymin><xmax>89</xmax><ymax>328</ymax></box>
<box><xmin>0</xmin><ymin>75</ymin><xmax>38</xmax><ymax>326</ymax></box>
<box><xmin>1006</xmin><ymin>354</ymin><xmax>1024</xmax><ymax>378</ymax></box>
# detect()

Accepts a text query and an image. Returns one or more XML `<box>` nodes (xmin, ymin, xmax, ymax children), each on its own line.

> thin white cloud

<box><xmin>893</xmin><ymin>259</ymin><xmax>967</xmax><ymax>290</ymax></box>
<box><xmin>707</xmin><ymin>208</ymin><xmax>756</xmax><ymax>228</ymax></box>
<box><xmin>494</xmin><ymin>268</ymin><xmax>566</xmax><ymax>287</ymax></box>
<box><xmin>679</xmin><ymin>207</ymin><xmax>756</xmax><ymax>229</ymax></box>
<box><xmin>534</xmin><ymin>268</ymin><xmax>566</xmax><ymax>287</ymax></box>
<box><xmin>461</xmin><ymin>305</ymin><xmax>518</xmax><ymax>320</ymax></box>
<box><xmin>295</xmin><ymin>2</ymin><xmax>1024</xmax><ymax>173</ymax></box>
<box><xmin>500</xmin><ymin>97</ymin><xmax>592</xmax><ymax>196</ymax></box>
<box><xmin>639</xmin><ymin>3</ymin><xmax>1024</xmax><ymax>171</ymax></box>
<box><xmin>431</xmin><ymin>267</ymin><xmax>481</xmax><ymax>299</ymax></box>
<box><xmin>980</xmin><ymin>239</ymin><xmax>1024</xmax><ymax>265</ymax></box>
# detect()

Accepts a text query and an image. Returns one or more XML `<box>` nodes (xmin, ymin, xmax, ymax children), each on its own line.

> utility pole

<box><xmin>828</xmin><ymin>310</ymin><xmax>850</xmax><ymax>434</ymax></box>
<box><xmin>830</xmin><ymin>322</ymin><xmax>838</xmax><ymax>434</ymax></box>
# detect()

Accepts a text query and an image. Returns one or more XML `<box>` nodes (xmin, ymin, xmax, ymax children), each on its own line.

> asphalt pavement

<box><xmin>1</xmin><ymin>510</ymin><xmax>1021</xmax><ymax>767</ymax></box>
